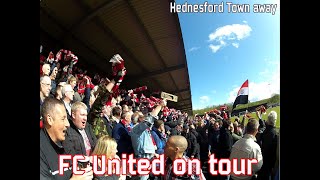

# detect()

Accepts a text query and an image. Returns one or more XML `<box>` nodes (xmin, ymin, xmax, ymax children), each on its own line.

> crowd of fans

<box><xmin>40</xmin><ymin>49</ymin><xmax>279</xmax><ymax>180</ymax></box>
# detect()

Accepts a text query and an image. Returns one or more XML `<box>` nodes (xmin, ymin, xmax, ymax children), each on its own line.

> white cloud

<box><xmin>227</xmin><ymin>81</ymin><xmax>279</xmax><ymax>103</ymax></box>
<box><xmin>243</xmin><ymin>20</ymin><xmax>248</xmax><ymax>24</ymax></box>
<box><xmin>208</xmin><ymin>24</ymin><xmax>252</xmax><ymax>42</ymax></box>
<box><xmin>232</xmin><ymin>43</ymin><xmax>239</xmax><ymax>48</ymax></box>
<box><xmin>209</xmin><ymin>40</ymin><xmax>227</xmax><ymax>53</ymax></box>
<box><xmin>200</xmin><ymin>96</ymin><xmax>210</xmax><ymax>104</ymax></box>
<box><xmin>227</xmin><ymin>61</ymin><xmax>280</xmax><ymax>103</ymax></box>
<box><xmin>188</xmin><ymin>47</ymin><xmax>200</xmax><ymax>52</ymax></box>
<box><xmin>259</xmin><ymin>69</ymin><xmax>269</xmax><ymax>76</ymax></box>
<box><xmin>207</xmin><ymin>23</ymin><xmax>252</xmax><ymax>53</ymax></box>
<box><xmin>209</xmin><ymin>44</ymin><xmax>222</xmax><ymax>53</ymax></box>
<box><xmin>193</xmin><ymin>96</ymin><xmax>212</xmax><ymax>110</ymax></box>
<box><xmin>227</xmin><ymin>88</ymin><xmax>239</xmax><ymax>103</ymax></box>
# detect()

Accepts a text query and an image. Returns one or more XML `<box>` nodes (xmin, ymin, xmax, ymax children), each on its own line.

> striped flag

<box><xmin>232</xmin><ymin>79</ymin><xmax>249</xmax><ymax>110</ymax></box>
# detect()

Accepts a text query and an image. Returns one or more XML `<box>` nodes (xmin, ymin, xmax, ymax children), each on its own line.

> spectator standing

<box><xmin>40</xmin><ymin>98</ymin><xmax>93</xmax><ymax>179</ymax></box>
<box><xmin>61</xmin><ymin>84</ymin><xmax>74</xmax><ymax>120</ymax></box>
<box><xmin>229</xmin><ymin>118</ymin><xmax>263</xmax><ymax>180</ymax></box>
<box><xmin>63</xmin><ymin>101</ymin><xmax>97</xmax><ymax>156</ymax></box>
<box><xmin>112</xmin><ymin>111</ymin><xmax>134</xmax><ymax>156</ymax></box>
<box><xmin>257</xmin><ymin>111</ymin><xmax>278</xmax><ymax>180</ymax></box>
<box><xmin>163</xmin><ymin>135</ymin><xmax>205</xmax><ymax>180</ymax></box>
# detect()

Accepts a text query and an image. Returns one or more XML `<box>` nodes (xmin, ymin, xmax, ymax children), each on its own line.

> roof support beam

<box><xmin>41</xmin><ymin>27</ymin><xmax>91</xmax><ymax>69</ymax></box>
<box><xmin>69</xmin><ymin>0</ymin><xmax>165</xmax><ymax>91</ymax></box>
<box><xmin>125</xmin><ymin>0</ymin><xmax>181</xmax><ymax>95</ymax></box>
<box><xmin>64</xmin><ymin>0</ymin><xmax>121</xmax><ymax>35</ymax></box>
<box><xmin>40</xmin><ymin>7</ymin><xmax>108</xmax><ymax>73</ymax></box>
<box><xmin>93</xmin><ymin>20</ymin><xmax>165</xmax><ymax>91</ymax></box>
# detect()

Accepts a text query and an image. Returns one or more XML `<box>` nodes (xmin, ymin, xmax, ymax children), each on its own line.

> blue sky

<box><xmin>175</xmin><ymin>0</ymin><xmax>280</xmax><ymax>110</ymax></box>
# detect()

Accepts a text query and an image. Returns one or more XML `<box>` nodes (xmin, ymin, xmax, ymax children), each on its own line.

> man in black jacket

<box><xmin>63</xmin><ymin>101</ymin><xmax>97</xmax><ymax>156</ymax></box>
<box><xmin>181</xmin><ymin>124</ymin><xmax>200</xmax><ymax>159</ymax></box>
<box><xmin>40</xmin><ymin>97</ymin><xmax>93</xmax><ymax>179</ymax></box>
<box><xmin>257</xmin><ymin>111</ymin><xmax>278</xmax><ymax>180</ymax></box>
<box><xmin>217</xmin><ymin>119</ymin><xmax>233</xmax><ymax>180</ymax></box>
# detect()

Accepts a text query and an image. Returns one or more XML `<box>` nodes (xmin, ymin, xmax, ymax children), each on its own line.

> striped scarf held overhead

<box><xmin>110</xmin><ymin>54</ymin><xmax>125</xmax><ymax>77</ymax></box>
<box><xmin>55</xmin><ymin>49</ymin><xmax>78</xmax><ymax>64</ymax></box>
<box><xmin>54</xmin><ymin>49</ymin><xmax>79</xmax><ymax>76</ymax></box>
<box><xmin>111</xmin><ymin>72</ymin><xmax>126</xmax><ymax>94</ymax></box>
<box><xmin>127</xmin><ymin>86</ymin><xmax>148</xmax><ymax>104</ymax></box>
<box><xmin>131</xmin><ymin>86</ymin><xmax>147</xmax><ymax>94</ymax></box>
<box><xmin>103</xmin><ymin>70</ymin><xmax>126</xmax><ymax>106</ymax></box>
<box><xmin>46</xmin><ymin>51</ymin><xmax>55</xmax><ymax>64</ymax></box>
<box><xmin>109</xmin><ymin>54</ymin><xmax>126</xmax><ymax>99</ymax></box>
<box><xmin>102</xmin><ymin>72</ymin><xmax>126</xmax><ymax>108</ymax></box>
<box><xmin>77</xmin><ymin>82</ymin><xmax>86</xmax><ymax>95</ymax></box>
<box><xmin>141</xmin><ymin>96</ymin><xmax>162</xmax><ymax>110</ymax></box>
<box><xmin>162</xmin><ymin>106</ymin><xmax>170</xmax><ymax>117</ymax></box>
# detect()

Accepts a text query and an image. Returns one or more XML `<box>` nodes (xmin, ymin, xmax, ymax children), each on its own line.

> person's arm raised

<box><xmin>89</xmin><ymin>69</ymin><xmax>125</xmax><ymax>122</ymax></box>
<box><xmin>150</xmin><ymin>99</ymin><xmax>167</xmax><ymax>117</ymax></box>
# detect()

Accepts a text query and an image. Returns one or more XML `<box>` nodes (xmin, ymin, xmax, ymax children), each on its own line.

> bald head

<box><xmin>164</xmin><ymin>135</ymin><xmax>188</xmax><ymax>162</ymax></box>
<box><xmin>169</xmin><ymin>135</ymin><xmax>188</xmax><ymax>152</ymax></box>
<box><xmin>42</xmin><ymin>63</ymin><xmax>51</xmax><ymax>76</ymax></box>
<box><xmin>164</xmin><ymin>135</ymin><xmax>188</xmax><ymax>160</ymax></box>
<box><xmin>40</xmin><ymin>75</ymin><xmax>52</xmax><ymax>99</ymax></box>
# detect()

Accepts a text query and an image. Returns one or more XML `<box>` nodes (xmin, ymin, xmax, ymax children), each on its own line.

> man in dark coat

<box><xmin>63</xmin><ymin>101</ymin><xmax>97</xmax><ymax>156</ymax></box>
<box><xmin>40</xmin><ymin>98</ymin><xmax>93</xmax><ymax>179</ymax></box>
<box><xmin>257</xmin><ymin>111</ymin><xmax>278</xmax><ymax>180</ymax></box>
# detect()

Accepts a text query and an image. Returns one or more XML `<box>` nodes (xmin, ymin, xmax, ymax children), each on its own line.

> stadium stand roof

<box><xmin>40</xmin><ymin>0</ymin><xmax>193</xmax><ymax>113</ymax></box>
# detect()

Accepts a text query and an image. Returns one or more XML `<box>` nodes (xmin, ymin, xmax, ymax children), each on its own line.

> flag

<box><xmin>232</xmin><ymin>79</ymin><xmax>249</xmax><ymax>110</ymax></box>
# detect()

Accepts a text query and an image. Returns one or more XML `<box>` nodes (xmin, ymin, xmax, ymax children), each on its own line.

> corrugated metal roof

<box><xmin>40</xmin><ymin>0</ymin><xmax>193</xmax><ymax>113</ymax></box>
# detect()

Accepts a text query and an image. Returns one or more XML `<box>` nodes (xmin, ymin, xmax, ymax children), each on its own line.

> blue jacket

<box><xmin>151</xmin><ymin>127</ymin><xmax>166</xmax><ymax>154</ymax></box>
<box><xmin>131</xmin><ymin>122</ymin><xmax>156</xmax><ymax>156</ymax></box>
<box><xmin>112</xmin><ymin>121</ymin><xmax>134</xmax><ymax>156</ymax></box>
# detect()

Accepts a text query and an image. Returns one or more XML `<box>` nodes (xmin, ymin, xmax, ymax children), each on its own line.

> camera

<box><xmin>77</xmin><ymin>156</ymin><xmax>90</xmax><ymax>169</ymax></box>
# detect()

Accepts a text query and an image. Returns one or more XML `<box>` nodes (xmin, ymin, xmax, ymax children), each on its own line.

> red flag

<box><xmin>232</xmin><ymin>79</ymin><xmax>249</xmax><ymax>110</ymax></box>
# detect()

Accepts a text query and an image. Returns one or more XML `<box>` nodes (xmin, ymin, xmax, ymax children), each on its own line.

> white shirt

<box><xmin>229</xmin><ymin>134</ymin><xmax>263</xmax><ymax>180</ymax></box>
<box><xmin>63</xmin><ymin>101</ymin><xmax>71</xmax><ymax>116</ymax></box>
<box><xmin>112</xmin><ymin>116</ymin><xmax>120</xmax><ymax>124</ymax></box>
<box><xmin>79</xmin><ymin>129</ymin><xmax>91</xmax><ymax>156</ymax></box>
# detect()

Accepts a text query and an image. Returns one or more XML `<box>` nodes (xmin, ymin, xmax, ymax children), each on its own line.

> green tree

<box><xmin>193</xmin><ymin>95</ymin><xmax>280</xmax><ymax>114</ymax></box>
<box><xmin>269</xmin><ymin>94</ymin><xmax>280</xmax><ymax>103</ymax></box>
